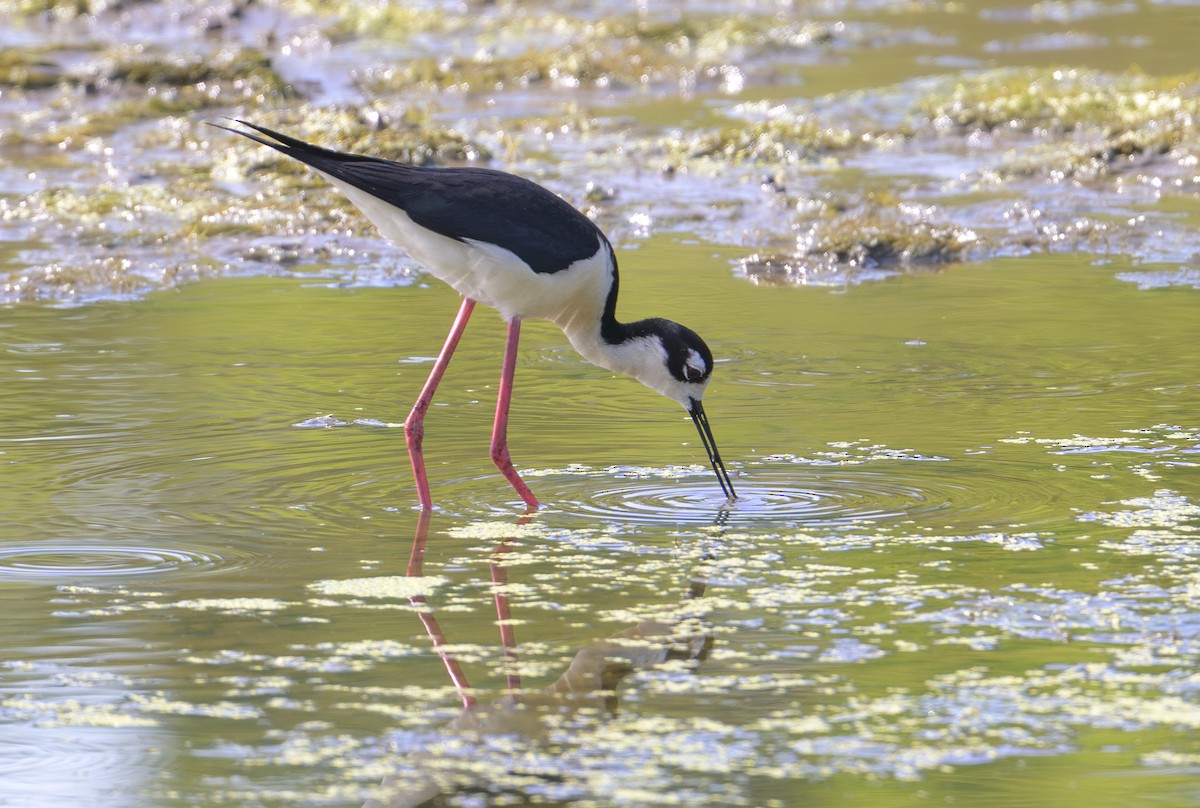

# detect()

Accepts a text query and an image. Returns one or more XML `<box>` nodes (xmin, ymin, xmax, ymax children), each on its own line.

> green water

<box><xmin>3</xmin><ymin>242</ymin><xmax>1199</xmax><ymax>806</ymax></box>
<box><xmin>5</xmin><ymin>0</ymin><xmax>1200</xmax><ymax>805</ymax></box>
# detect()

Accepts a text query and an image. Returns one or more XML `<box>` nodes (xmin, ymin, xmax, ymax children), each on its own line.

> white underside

<box><xmin>323</xmin><ymin>173</ymin><xmax>613</xmax><ymax>327</ymax></box>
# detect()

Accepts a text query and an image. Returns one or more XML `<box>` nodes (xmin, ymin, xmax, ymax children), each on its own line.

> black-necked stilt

<box><xmin>214</xmin><ymin>120</ymin><xmax>736</xmax><ymax>510</ymax></box>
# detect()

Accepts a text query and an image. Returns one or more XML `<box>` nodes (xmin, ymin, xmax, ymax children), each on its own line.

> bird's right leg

<box><xmin>490</xmin><ymin>317</ymin><xmax>540</xmax><ymax>511</ymax></box>
<box><xmin>405</xmin><ymin>297</ymin><xmax>476</xmax><ymax>510</ymax></box>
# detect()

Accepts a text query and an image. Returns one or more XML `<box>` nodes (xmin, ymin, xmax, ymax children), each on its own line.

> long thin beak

<box><xmin>689</xmin><ymin>400</ymin><xmax>737</xmax><ymax>501</ymax></box>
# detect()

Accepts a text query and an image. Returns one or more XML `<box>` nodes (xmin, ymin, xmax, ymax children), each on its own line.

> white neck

<box><xmin>560</xmin><ymin>316</ymin><xmax>707</xmax><ymax>409</ymax></box>
<box><xmin>549</xmin><ymin>242</ymin><xmax>709</xmax><ymax>409</ymax></box>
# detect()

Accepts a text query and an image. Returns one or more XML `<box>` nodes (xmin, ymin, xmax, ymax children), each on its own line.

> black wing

<box><xmin>215</xmin><ymin>121</ymin><xmax>604</xmax><ymax>275</ymax></box>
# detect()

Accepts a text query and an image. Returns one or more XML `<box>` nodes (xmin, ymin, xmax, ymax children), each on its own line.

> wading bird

<box><xmin>215</xmin><ymin>121</ymin><xmax>736</xmax><ymax>511</ymax></box>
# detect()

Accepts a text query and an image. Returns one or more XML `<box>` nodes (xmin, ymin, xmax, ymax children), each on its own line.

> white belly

<box><xmin>322</xmin><ymin>173</ymin><xmax>613</xmax><ymax>324</ymax></box>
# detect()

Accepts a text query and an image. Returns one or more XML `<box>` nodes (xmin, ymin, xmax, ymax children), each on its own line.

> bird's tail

<box><xmin>207</xmin><ymin>119</ymin><xmax>376</xmax><ymax>173</ymax></box>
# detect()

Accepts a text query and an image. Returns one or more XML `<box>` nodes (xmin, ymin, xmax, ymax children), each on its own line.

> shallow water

<box><xmin>3</xmin><ymin>242</ymin><xmax>1200</xmax><ymax>806</ymax></box>
<box><xmin>4</xmin><ymin>0</ymin><xmax>1200</xmax><ymax>805</ymax></box>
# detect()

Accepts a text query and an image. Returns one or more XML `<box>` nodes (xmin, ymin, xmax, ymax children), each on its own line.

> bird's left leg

<box><xmin>490</xmin><ymin>318</ymin><xmax>540</xmax><ymax>511</ymax></box>
<box><xmin>406</xmin><ymin>297</ymin><xmax>476</xmax><ymax>510</ymax></box>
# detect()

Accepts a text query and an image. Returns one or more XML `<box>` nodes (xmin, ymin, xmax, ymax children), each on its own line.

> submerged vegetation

<box><xmin>0</xmin><ymin>43</ymin><xmax>289</xmax><ymax>98</ymax></box>
<box><xmin>661</xmin><ymin>114</ymin><xmax>857</xmax><ymax>164</ymax></box>
<box><xmin>0</xmin><ymin>44</ymin><xmax>294</xmax><ymax>149</ymax></box>
<box><xmin>918</xmin><ymin>67</ymin><xmax>1200</xmax><ymax>185</ymax></box>
<box><xmin>2</xmin><ymin>3</ymin><xmax>1200</xmax><ymax>302</ymax></box>
<box><xmin>357</xmin><ymin>15</ymin><xmax>837</xmax><ymax>95</ymax></box>
<box><xmin>3</xmin><ymin>3</ymin><xmax>1200</xmax><ymax>806</ymax></box>
<box><xmin>0</xmin><ymin>47</ymin><xmax>62</xmax><ymax>89</ymax></box>
<box><xmin>90</xmin><ymin>44</ymin><xmax>292</xmax><ymax>98</ymax></box>
<box><xmin>918</xmin><ymin>68</ymin><xmax>1200</xmax><ymax>136</ymax></box>
<box><xmin>740</xmin><ymin>198</ymin><xmax>981</xmax><ymax>285</ymax></box>
<box><xmin>0</xmin><ymin>103</ymin><xmax>490</xmax><ymax>301</ymax></box>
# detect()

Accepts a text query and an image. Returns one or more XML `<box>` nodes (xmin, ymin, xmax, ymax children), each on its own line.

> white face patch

<box><xmin>684</xmin><ymin>348</ymin><xmax>708</xmax><ymax>381</ymax></box>
<box><xmin>564</xmin><ymin>322</ymin><xmax>715</xmax><ymax>409</ymax></box>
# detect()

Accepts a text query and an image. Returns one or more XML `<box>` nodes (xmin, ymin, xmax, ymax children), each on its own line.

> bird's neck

<box><xmin>562</xmin><ymin>312</ymin><xmax>632</xmax><ymax>374</ymax></box>
<box><xmin>555</xmin><ymin>249</ymin><xmax>636</xmax><ymax>376</ymax></box>
<box><xmin>554</xmin><ymin>254</ymin><xmax>697</xmax><ymax>408</ymax></box>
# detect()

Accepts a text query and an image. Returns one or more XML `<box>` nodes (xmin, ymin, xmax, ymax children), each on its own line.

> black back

<box><xmin>225</xmin><ymin>122</ymin><xmax>603</xmax><ymax>275</ymax></box>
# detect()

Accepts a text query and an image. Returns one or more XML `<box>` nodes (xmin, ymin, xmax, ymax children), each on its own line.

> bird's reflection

<box><xmin>402</xmin><ymin>510</ymin><xmax>477</xmax><ymax>712</ymax></box>
<box><xmin>363</xmin><ymin>510</ymin><xmax>715</xmax><ymax>808</ymax></box>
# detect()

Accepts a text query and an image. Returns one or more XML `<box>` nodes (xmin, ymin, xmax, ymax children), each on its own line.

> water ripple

<box><xmin>470</xmin><ymin>460</ymin><xmax>1072</xmax><ymax>531</ymax></box>
<box><xmin>0</xmin><ymin>542</ymin><xmax>257</xmax><ymax>580</ymax></box>
<box><xmin>0</xmin><ymin>725</ymin><xmax>152</xmax><ymax>803</ymax></box>
<box><xmin>543</xmin><ymin>469</ymin><xmax>940</xmax><ymax>527</ymax></box>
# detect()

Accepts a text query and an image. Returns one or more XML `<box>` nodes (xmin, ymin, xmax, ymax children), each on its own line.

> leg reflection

<box><xmin>363</xmin><ymin>514</ymin><xmax>714</xmax><ymax>808</ymax></box>
<box><xmin>405</xmin><ymin>509</ymin><xmax>477</xmax><ymax>711</ymax></box>
<box><xmin>489</xmin><ymin>526</ymin><xmax>522</xmax><ymax>693</ymax></box>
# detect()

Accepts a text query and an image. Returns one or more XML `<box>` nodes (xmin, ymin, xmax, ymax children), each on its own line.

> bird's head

<box><xmin>606</xmin><ymin>319</ymin><xmax>736</xmax><ymax>500</ymax></box>
<box><xmin>610</xmin><ymin>318</ymin><xmax>715</xmax><ymax>408</ymax></box>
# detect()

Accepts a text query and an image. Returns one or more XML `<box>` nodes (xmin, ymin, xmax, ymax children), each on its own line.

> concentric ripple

<box><xmin>556</xmin><ymin>470</ymin><xmax>942</xmax><ymax>527</ymax></box>
<box><xmin>0</xmin><ymin>543</ymin><xmax>254</xmax><ymax>580</ymax></box>
<box><xmin>496</xmin><ymin>459</ymin><xmax>1072</xmax><ymax>530</ymax></box>
<box><xmin>0</xmin><ymin>724</ymin><xmax>156</xmax><ymax>804</ymax></box>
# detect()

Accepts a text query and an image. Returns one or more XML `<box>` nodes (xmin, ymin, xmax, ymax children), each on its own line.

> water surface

<box><xmin>3</xmin><ymin>0</ymin><xmax>1200</xmax><ymax>806</ymax></box>
<box><xmin>4</xmin><ymin>245</ymin><xmax>1200</xmax><ymax>806</ymax></box>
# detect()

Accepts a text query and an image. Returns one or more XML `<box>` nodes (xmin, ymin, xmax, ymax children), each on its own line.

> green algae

<box><xmin>912</xmin><ymin>68</ymin><xmax>1200</xmax><ymax>186</ymax></box>
<box><xmin>740</xmin><ymin>197</ymin><xmax>981</xmax><ymax>283</ymax></box>
<box><xmin>3</xmin><ymin>180</ymin><xmax>233</xmax><ymax>250</ymax></box>
<box><xmin>309</xmin><ymin>575</ymin><xmax>448</xmax><ymax>599</ymax></box>
<box><xmin>801</xmin><ymin>205</ymin><xmax>979</xmax><ymax>267</ymax></box>
<box><xmin>0</xmin><ymin>43</ymin><xmax>291</xmax><ymax>101</ymax></box>
<box><xmin>663</xmin><ymin>115</ymin><xmax>856</xmax><ymax>164</ymax></box>
<box><xmin>4</xmin><ymin>4</ymin><xmax>1200</xmax><ymax>307</ymax></box>
<box><xmin>0</xmin><ymin>103</ymin><xmax>496</xmax><ymax>301</ymax></box>
<box><xmin>356</xmin><ymin>13</ymin><xmax>836</xmax><ymax>95</ymax></box>
<box><xmin>8</xmin><ymin>52</ymin><xmax>1200</xmax><ymax>304</ymax></box>
<box><xmin>0</xmin><ymin>47</ymin><xmax>62</xmax><ymax>89</ymax></box>
<box><xmin>1</xmin><ymin>254</ymin><xmax>186</xmax><ymax>304</ymax></box>
<box><xmin>0</xmin><ymin>694</ymin><xmax>159</xmax><ymax>728</ymax></box>
<box><xmin>279</xmin><ymin>0</ymin><xmax>452</xmax><ymax>41</ymax></box>
<box><xmin>0</xmin><ymin>45</ymin><xmax>294</xmax><ymax>149</ymax></box>
<box><xmin>994</xmin><ymin>127</ymin><xmax>1194</xmax><ymax>183</ymax></box>
<box><xmin>92</xmin><ymin>44</ymin><xmax>289</xmax><ymax>93</ymax></box>
<box><xmin>1080</xmin><ymin>489</ymin><xmax>1200</xmax><ymax>530</ymax></box>
<box><xmin>358</xmin><ymin>47</ymin><xmax>660</xmax><ymax>95</ymax></box>
<box><xmin>919</xmin><ymin>68</ymin><xmax>1200</xmax><ymax>135</ymax></box>
<box><xmin>169</xmin><ymin>597</ymin><xmax>292</xmax><ymax>614</ymax></box>
<box><xmin>0</xmin><ymin>0</ymin><xmax>114</xmax><ymax>18</ymax></box>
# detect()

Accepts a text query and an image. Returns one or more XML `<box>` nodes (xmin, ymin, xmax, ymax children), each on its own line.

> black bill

<box><xmin>688</xmin><ymin>399</ymin><xmax>737</xmax><ymax>501</ymax></box>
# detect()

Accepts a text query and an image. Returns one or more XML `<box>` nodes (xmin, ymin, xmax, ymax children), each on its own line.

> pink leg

<box><xmin>405</xmin><ymin>298</ymin><xmax>476</xmax><ymax>511</ymax></box>
<box><xmin>490</xmin><ymin>318</ymin><xmax>540</xmax><ymax>511</ymax></box>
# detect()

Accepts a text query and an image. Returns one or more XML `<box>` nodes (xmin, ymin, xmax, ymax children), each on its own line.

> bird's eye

<box><xmin>682</xmin><ymin>348</ymin><xmax>708</xmax><ymax>382</ymax></box>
